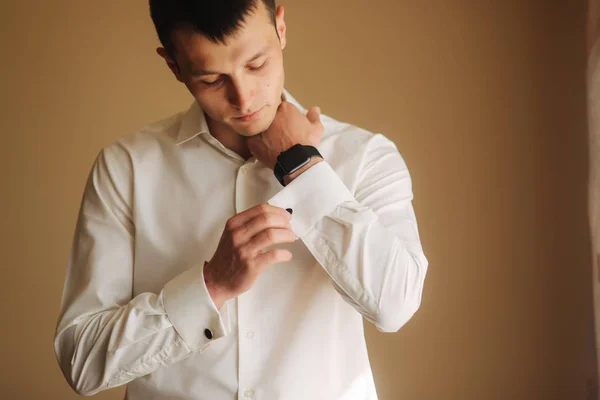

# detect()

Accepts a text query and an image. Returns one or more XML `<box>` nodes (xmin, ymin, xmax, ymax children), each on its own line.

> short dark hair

<box><xmin>149</xmin><ymin>0</ymin><xmax>277</xmax><ymax>58</ymax></box>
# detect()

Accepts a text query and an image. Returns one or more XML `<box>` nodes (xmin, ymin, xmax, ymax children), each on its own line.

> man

<box><xmin>54</xmin><ymin>1</ymin><xmax>428</xmax><ymax>399</ymax></box>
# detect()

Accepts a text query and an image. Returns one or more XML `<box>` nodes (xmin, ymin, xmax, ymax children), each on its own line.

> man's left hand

<box><xmin>247</xmin><ymin>101</ymin><xmax>324</xmax><ymax>170</ymax></box>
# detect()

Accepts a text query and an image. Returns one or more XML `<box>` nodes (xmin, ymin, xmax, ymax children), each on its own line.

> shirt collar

<box><xmin>175</xmin><ymin>88</ymin><xmax>305</xmax><ymax>146</ymax></box>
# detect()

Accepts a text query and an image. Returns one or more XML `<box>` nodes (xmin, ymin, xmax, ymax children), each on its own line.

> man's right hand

<box><xmin>204</xmin><ymin>204</ymin><xmax>297</xmax><ymax>309</ymax></box>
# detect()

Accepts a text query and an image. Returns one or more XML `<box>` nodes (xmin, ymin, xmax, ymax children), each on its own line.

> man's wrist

<box><xmin>283</xmin><ymin>157</ymin><xmax>323</xmax><ymax>185</ymax></box>
<box><xmin>206</xmin><ymin>284</ymin><xmax>225</xmax><ymax>310</ymax></box>
<box><xmin>203</xmin><ymin>261</ymin><xmax>226</xmax><ymax>310</ymax></box>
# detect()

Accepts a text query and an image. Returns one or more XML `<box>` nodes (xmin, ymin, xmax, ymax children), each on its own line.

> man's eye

<box><xmin>201</xmin><ymin>78</ymin><xmax>224</xmax><ymax>87</ymax></box>
<box><xmin>248</xmin><ymin>61</ymin><xmax>267</xmax><ymax>71</ymax></box>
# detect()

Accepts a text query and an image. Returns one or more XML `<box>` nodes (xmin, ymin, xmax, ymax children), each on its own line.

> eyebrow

<box><xmin>190</xmin><ymin>46</ymin><xmax>269</xmax><ymax>77</ymax></box>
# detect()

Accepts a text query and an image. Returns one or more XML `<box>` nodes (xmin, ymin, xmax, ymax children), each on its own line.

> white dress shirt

<box><xmin>54</xmin><ymin>90</ymin><xmax>428</xmax><ymax>400</ymax></box>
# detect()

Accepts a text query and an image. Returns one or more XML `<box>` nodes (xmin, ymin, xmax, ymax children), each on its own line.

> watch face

<box><xmin>279</xmin><ymin>145</ymin><xmax>310</xmax><ymax>173</ymax></box>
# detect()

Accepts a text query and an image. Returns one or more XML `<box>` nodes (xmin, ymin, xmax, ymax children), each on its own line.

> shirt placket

<box><xmin>235</xmin><ymin>160</ymin><xmax>261</xmax><ymax>400</ymax></box>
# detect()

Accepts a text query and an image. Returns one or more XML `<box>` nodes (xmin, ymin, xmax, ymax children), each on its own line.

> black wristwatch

<box><xmin>273</xmin><ymin>144</ymin><xmax>323</xmax><ymax>186</ymax></box>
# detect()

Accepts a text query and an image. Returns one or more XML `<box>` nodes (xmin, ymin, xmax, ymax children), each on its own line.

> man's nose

<box><xmin>228</xmin><ymin>78</ymin><xmax>254</xmax><ymax>112</ymax></box>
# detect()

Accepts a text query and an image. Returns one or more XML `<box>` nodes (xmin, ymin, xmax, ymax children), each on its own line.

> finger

<box><xmin>235</xmin><ymin>213</ymin><xmax>292</xmax><ymax>245</ymax></box>
<box><xmin>277</xmin><ymin>100</ymin><xmax>289</xmax><ymax>110</ymax></box>
<box><xmin>227</xmin><ymin>203</ymin><xmax>291</xmax><ymax>230</ymax></box>
<box><xmin>253</xmin><ymin>248</ymin><xmax>293</xmax><ymax>270</ymax></box>
<box><xmin>306</xmin><ymin>106</ymin><xmax>321</xmax><ymax>125</ymax></box>
<box><xmin>244</xmin><ymin>227</ymin><xmax>297</xmax><ymax>257</ymax></box>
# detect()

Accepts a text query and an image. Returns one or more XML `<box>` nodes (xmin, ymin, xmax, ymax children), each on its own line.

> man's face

<box><xmin>165</xmin><ymin>3</ymin><xmax>286</xmax><ymax>137</ymax></box>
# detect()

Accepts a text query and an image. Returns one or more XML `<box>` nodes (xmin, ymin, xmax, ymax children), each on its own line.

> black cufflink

<box><xmin>204</xmin><ymin>329</ymin><xmax>213</xmax><ymax>339</ymax></box>
<box><xmin>286</xmin><ymin>208</ymin><xmax>293</xmax><ymax>214</ymax></box>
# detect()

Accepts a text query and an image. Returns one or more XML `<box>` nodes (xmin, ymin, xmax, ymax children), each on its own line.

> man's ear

<box><xmin>156</xmin><ymin>48</ymin><xmax>184</xmax><ymax>83</ymax></box>
<box><xmin>275</xmin><ymin>5</ymin><xmax>287</xmax><ymax>50</ymax></box>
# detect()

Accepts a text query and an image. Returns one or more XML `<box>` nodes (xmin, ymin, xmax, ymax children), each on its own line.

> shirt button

<box><xmin>204</xmin><ymin>329</ymin><xmax>213</xmax><ymax>339</ymax></box>
<box><xmin>244</xmin><ymin>389</ymin><xmax>255</xmax><ymax>399</ymax></box>
<box><xmin>244</xmin><ymin>330</ymin><xmax>254</xmax><ymax>339</ymax></box>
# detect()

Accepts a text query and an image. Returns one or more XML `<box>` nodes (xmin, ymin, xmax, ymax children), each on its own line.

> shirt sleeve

<box><xmin>54</xmin><ymin>145</ymin><xmax>229</xmax><ymax>396</ymax></box>
<box><xmin>268</xmin><ymin>133</ymin><xmax>428</xmax><ymax>332</ymax></box>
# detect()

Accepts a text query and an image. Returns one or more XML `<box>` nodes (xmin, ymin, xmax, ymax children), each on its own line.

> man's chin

<box><xmin>232</xmin><ymin>119</ymin><xmax>272</xmax><ymax>137</ymax></box>
<box><xmin>235</xmin><ymin>128</ymin><xmax>263</xmax><ymax>137</ymax></box>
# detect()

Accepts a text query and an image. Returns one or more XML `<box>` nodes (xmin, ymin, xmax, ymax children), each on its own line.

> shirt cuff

<box><xmin>162</xmin><ymin>263</ymin><xmax>229</xmax><ymax>353</ymax></box>
<box><xmin>268</xmin><ymin>161</ymin><xmax>354</xmax><ymax>237</ymax></box>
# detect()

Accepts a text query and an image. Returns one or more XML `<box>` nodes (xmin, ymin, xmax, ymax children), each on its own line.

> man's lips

<box><xmin>234</xmin><ymin>107</ymin><xmax>264</xmax><ymax>122</ymax></box>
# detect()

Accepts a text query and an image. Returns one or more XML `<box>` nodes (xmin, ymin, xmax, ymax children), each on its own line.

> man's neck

<box><xmin>205</xmin><ymin>114</ymin><xmax>253</xmax><ymax>161</ymax></box>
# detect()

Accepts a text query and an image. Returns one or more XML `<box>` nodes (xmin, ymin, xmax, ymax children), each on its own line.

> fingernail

<box><xmin>286</xmin><ymin>208</ymin><xmax>293</xmax><ymax>214</ymax></box>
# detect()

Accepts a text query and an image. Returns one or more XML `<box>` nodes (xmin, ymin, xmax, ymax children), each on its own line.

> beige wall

<box><xmin>1</xmin><ymin>0</ymin><xmax>596</xmax><ymax>399</ymax></box>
